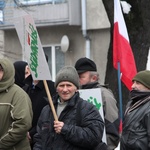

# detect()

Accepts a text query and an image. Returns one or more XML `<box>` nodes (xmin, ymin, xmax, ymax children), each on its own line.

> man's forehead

<box><xmin>58</xmin><ymin>81</ymin><xmax>74</xmax><ymax>85</ymax></box>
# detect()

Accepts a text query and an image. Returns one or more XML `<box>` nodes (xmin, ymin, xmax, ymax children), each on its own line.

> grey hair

<box><xmin>89</xmin><ymin>71</ymin><xmax>99</xmax><ymax>81</ymax></box>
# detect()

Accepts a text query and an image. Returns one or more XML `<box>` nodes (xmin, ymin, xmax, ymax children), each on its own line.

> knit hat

<box><xmin>75</xmin><ymin>57</ymin><xmax>97</xmax><ymax>73</ymax></box>
<box><xmin>55</xmin><ymin>66</ymin><xmax>79</xmax><ymax>89</ymax></box>
<box><xmin>132</xmin><ymin>70</ymin><xmax>150</xmax><ymax>89</ymax></box>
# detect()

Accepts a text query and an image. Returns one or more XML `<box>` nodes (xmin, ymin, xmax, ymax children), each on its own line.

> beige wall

<box><xmin>2</xmin><ymin>0</ymin><xmax>111</xmax><ymax>84</ymax></box>
<box><xmin>3</xmin><ymin>25</ymin><xmax>110</xmax><ymax>84</ymax></box>
<box><xmin>87</xmin><ymin>0</ymin><xmax>110</xmax><ymax>30</ymax></box>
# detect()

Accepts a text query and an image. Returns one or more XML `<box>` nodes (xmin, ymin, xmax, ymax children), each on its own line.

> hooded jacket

<box><xmin>0</xmin><ymin>58</ymin><xmax>33</xmax><ymax>150</ymax></box>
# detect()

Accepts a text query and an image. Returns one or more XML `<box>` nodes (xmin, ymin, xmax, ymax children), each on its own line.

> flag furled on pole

<box><xmin>113</xmin><ymin>0</ymin><xmax>137</xmax><ymax>90</ymax></box>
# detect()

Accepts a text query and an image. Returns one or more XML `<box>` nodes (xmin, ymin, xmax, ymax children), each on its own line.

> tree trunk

<box><xmin>102</xmin><ymin>0</ymin><xmax>150</xmax><ymax>112</ymax></box>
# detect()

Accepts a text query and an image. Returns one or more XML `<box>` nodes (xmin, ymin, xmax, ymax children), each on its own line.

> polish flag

<box><xmin>113</xmin><ymin>0</ymin><xmax>137</xmax><ymax>90</ymax></box>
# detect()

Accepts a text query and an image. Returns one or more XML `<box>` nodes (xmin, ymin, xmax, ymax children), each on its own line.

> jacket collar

<box><xmin>81</xmin><ymin>81</ymin><xmax>99</xmax><ymax>89</ymax></box>
<box><xmin>53</xmin><ymin>92</ymin><xmax>80</xmax><ymax>107</ymax></box>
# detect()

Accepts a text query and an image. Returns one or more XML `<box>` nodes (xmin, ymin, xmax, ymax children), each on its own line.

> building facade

<box><xmin>0</xmin><ymin>0</ymin><xmax>110</xmax><ymax>83</ymax></box>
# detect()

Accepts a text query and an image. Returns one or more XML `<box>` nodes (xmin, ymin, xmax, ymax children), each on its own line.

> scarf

<box><xmin>130</xmin><ymin>90</ymin><xmax>150</xmax><ymax>104</ymax></box>
<box><xmin>125</xmin><ymin>90</ymin><xmax>150</xmax><ymax>115</ymax></box>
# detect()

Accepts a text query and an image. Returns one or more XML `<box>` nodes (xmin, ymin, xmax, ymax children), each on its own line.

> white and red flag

<box><xmin>113</xmin><ymin>0</ymin><xmax>137</xmax><ymax>90</ymax></box>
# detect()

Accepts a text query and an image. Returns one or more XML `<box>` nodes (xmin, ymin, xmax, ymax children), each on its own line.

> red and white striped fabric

<box><xmin>113</xmin><ymin>0</ymin><xmax>137</xmax><ymax>90</ymax></box>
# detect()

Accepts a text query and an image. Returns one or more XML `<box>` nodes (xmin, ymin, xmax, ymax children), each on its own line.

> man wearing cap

<box><xmin>33</xmin><ymin>66</ymin><xmax>104</xmax><ymax>150</ymax></box>
<box><xmin>120</xmin><ymin>70</ymin><xmax>150</xmax><ymax>150</ymax></box>
<box><xmin>75</xmin><ymin>57</ymin><xmax>119</xmax><ymax>150</ymax></box>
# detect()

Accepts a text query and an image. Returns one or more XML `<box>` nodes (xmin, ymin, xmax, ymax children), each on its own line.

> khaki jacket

<box><xmin>0</xmin><ymin>58</ymin><xmax>33</xmax><ymax>150</ymax></box>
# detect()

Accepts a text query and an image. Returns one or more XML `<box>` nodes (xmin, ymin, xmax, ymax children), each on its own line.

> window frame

<box><xmin>14</xmin><ymin>0</ymin><xmax>66</xmax><ymax>6</ymax></box>
<box><xmin>43</xmin><ymin>45</ymin><xmax>65</xmax><ymax>81</ymax></box>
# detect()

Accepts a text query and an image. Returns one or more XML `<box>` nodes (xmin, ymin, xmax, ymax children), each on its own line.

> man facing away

<box><xmin>0</xmin><ymin>57</ymin><xmax>33</xmax><ymax>150</ymax></box>
<box><xmin>75</xmin><ymin>57</ymin><xmax>120</xmax><ymax>150</ymax></box>
<box><xmin>23</xmin><ymin>70</ymin><xmax>56</xmax><ymax>148</ymax></box>
<box><xmin>33</xmin><ymin>66</ymin><xmax>104</xmax><ymax>150</ymax></box>
<box><xmin>120</xmin><ymin>70</ymin><xmax>150</xmax><ymax>150</ymax></box>
<box><xmin>22</xmin><ymin>54</ymin><xmax>56</xmax><ymax>148</ymax></box>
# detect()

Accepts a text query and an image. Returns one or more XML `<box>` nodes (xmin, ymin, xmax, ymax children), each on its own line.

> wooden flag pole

<box><xmin>43</xmin><ymin>80</ymin><xmax>58</xmax><ymax>121</ymax></box>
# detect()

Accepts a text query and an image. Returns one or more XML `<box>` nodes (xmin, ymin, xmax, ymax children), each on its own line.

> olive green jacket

<box><xmin>0</xmin><ymin>58</ymin><xmax>33</xmax><ymax>150</ymax></box>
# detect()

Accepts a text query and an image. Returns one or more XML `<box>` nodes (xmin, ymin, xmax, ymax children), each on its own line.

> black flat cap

<box><xmin>75</xmin><ymin>57</ymin><xmax>97</xmax><ymax>73</ymax></box>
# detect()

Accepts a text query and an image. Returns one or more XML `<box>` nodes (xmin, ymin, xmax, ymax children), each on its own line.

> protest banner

<box><xmin>14</xmin><ymin>10</ymin><xmax>58</xmax><ymax>121</ymax></box>
<box><xmin>79</xmin><ymin>88</ymin><xmax>107</xmax><ymax>143</ymax></box>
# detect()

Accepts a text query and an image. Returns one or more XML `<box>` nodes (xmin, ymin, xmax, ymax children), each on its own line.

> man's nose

<box><xmin>62</xmin><ymin>85</ymin><xmax>68</xmax><ymax>91</ymax></box>
<box><xmin>131</xmin><ymin>82</ymin><xmax>135</xmax><ymax>89</ymax></box>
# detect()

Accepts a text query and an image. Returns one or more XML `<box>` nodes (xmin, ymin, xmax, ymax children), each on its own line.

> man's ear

<box><xmin>91</xmin><ymin>75</ymin><xmax>98</xmax><ymax>82</ymax></box>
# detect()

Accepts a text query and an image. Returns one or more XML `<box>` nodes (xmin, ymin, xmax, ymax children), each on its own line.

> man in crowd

<box><xmin>120</xmin><ymin>70</ymin><xmax>150</xmax><ymax>150</ymax></box>
<box><xmin>75</xmin><ymin>57</ymin><xmax>120</xmax><ymax>150</ymax></box>
<box><xmin>0</xmin><ymin>57</ymin><xmax>33</xmax><ymax>150</ymax></box>
<box><xmin>23</xmin><ymin>55</ymin><xmax>56</xmax><ymax>148</ymax></box>
<box><xmin>33</xmin><ymin>66</ymin><xmax>104</xmax><ymax>150</ymax></box>
<box><xmin>14</xmin><ymin>60</ymin><xmax>30</xmax><ymax>88</ymax></box>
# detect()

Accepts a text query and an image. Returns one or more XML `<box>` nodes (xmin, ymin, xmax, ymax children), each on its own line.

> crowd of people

<box><xmin>0</xmin><ymin>56</ymin><xmax>150</xmax><ymax>150</ymax></box>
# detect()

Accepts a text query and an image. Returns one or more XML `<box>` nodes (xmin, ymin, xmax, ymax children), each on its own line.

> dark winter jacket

<box><xmin>23</xmin><ymin>75</ymin><xmax>56</xmax><ymax>140</ymax></box>
<box><xmin>0</xmin><ymin>58</ymin><xmax>33</xmax><ymax>150</ymax></box>
<box><xmin>33</xmin><ymin>92</ymin><xmax>104</xmax><ymax>150</ymax></box>
<box><xmin>81</xmin><ymin>81</ymin><xmax>119</xmax><ymax>150</ymax></box>
<box><xmin>120</xmin><ymin>90</ymin><xmax>150</xmax><ymax>150</ymax></box>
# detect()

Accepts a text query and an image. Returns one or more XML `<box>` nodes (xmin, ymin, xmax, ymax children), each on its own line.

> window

<box><xmin>0</xmin><ymin>1</ymin><xmax>4</xmax><ymax>23</ymax></box>
<box><xmin>14</xmin><ymin>0</ymin><xmax>67</xmax><ymax>6</ymax></box>
<box><xmin>0</xmin><ymin>10</ymin><xmax>3</xmax><ymax>23</ymax></box>
<box><xmin>43</xmin><ymin>46</ymin><xmax>65</xmax><ymax>81</ymax></box>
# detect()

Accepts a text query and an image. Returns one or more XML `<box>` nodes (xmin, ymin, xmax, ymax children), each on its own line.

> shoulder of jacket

<box><xmin>9</xmin><ymin>84</ymin><xmax>24</xmax><ymax>93</ymax></box>
<box><xmin>101</xmin><ymin>86</ymin><xmax>115</xmax><ymax>97</ymax></box>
